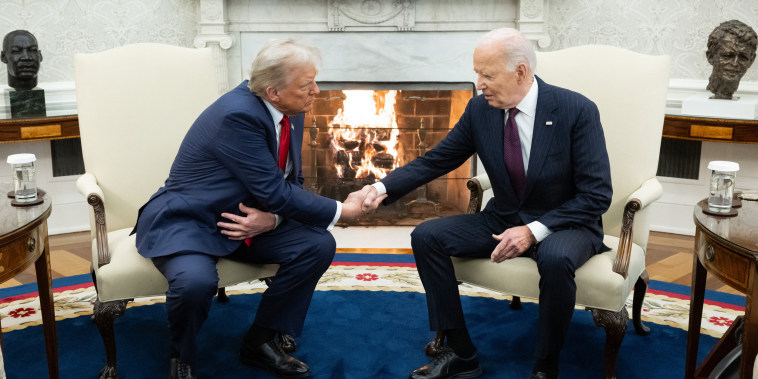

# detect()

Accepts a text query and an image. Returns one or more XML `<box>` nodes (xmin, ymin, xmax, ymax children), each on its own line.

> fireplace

<box><xmin>302</xmin><ymin>82</ymin><xmax>477</xmax><ymax>226</ymax></box>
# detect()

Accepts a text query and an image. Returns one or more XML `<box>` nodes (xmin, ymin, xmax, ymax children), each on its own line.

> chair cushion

<box><xmin>93</xmin><ymin>228</ymin><xmax>280</xmax><ymax>302</ymax></box>
<box><xmin>452</xmin><ymin>235</ymin><xmax>645</xmax><ymax>312</ymax></box>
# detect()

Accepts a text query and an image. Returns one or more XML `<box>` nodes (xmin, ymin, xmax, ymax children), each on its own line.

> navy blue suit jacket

<box><xmin>381</xmin><ymin>77</ymin><xmax>612</xmax><ymax>252</ymax></box>
<box><xmin>134</xmin><ymin>81</ymin><xmax>338</xmax><ymax>259</ymax></box>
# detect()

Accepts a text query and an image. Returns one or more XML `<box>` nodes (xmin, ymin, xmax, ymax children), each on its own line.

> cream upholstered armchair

<box><xmin>74</xmin><ymin>43</ymin><xmax>280</xmax><ymax>378</ymax></box>
<box><xmin>440</xmin><ymin>46</ymin><xmax>670</xmax><ymax>378</ymax></box>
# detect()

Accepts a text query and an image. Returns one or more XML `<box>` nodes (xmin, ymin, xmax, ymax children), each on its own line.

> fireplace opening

<box><xmin>303</xmin><ymin>82</ymin><xmax>477</xmax><ymax>226</ymax></box>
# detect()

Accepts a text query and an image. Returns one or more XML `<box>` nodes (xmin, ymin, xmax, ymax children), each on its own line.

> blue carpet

<box><xmin>3</xmin><ymin>290</ymin><xmax>717</xmax><ymax>378</ymax></box>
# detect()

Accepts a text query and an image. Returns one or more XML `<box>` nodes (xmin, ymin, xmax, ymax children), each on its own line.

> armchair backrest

<box><xmin>75</xmin><ymin>43</ymin><xmax>219</xmax><ymax>232</ymax></box>
<box><xmin>535</xmin><ymin>45</ymin><xmax>670</xmax><ymax>250</ymax></box>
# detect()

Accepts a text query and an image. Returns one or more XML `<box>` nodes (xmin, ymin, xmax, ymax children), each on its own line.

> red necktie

<box><xmin>245</xmin><ymin>116</ymin><xmax>291</xmax><ymax>247</ymax></box>
<box><xmin>504</xmin><ymin>108</ymin><xmax>525</xmax><ymax>199</ymax></box>
<box><xmin>278</xmin><ymin>116</ymin><xmax>290</xmax><ymax>172</ymax></box>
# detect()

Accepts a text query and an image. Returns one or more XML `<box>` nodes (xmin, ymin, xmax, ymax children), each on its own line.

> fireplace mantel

<box><xmin>196</xmin><ymin>0</ymin><xmax>550</xmax><ymax>91</ymax></box>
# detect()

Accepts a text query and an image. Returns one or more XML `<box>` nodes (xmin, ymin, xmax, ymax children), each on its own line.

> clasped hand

<box><xmin>339</xmin><ymin>185</ymin><xmax>387</xmax><ymax>221</ymax></box>
<box><xmin>490</xmin><ymin>225</ymin><xmax>536</xmax><ymax>263</ymax></box>
<box><xmin>217</xmin><ymin>203</ymin><xmax>276</xmax><ymax>240</ymax></box>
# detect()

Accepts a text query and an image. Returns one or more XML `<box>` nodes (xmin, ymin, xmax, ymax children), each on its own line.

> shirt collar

<box><xmin>513</xmin><ymin>77</ymin><xmax>538</xmax><ymax>118</ymax></box>
<box><xmin>262</xmin><ymin>98</ymin><xmax>285</xmax><ymax>127</ymax></box>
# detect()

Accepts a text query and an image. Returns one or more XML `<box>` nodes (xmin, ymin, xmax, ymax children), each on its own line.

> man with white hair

<box><xmin>133</xmin><ymin>38</ymin><xmax>369</xmax><ymax>379</ymax></box>
<box><xmin>363</xmin><ymin>28</ymin><xmax>612</xmax><ymax>378</ymax></box>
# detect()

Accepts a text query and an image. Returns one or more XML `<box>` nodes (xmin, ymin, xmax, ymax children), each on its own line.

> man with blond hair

<box><xmin>134</xmin><ymin>38</ymin><xmax>368</xmax><ymax>379</ymax></box>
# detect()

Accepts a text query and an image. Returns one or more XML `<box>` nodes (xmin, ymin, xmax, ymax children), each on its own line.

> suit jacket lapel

<box><xmin>254</xmin><ymin>95</ymin><xmax>280</xmax><ymax>163</ymax></box>
<box><xmin>524</xmin><ymin>77</ymin><xmax>558</xmax><ymax>198</ymax></box>
<box><xmin>289</xmin><ymin>114</ymin><xmax>304</xmax><ymax>181</ymax></box>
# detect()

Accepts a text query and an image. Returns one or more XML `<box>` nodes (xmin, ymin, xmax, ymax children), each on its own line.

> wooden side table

<box><xmin>685</xmin><ymin>198</ymin><xmax>758</xmax><ymax>379</ymax></box>
<box><xmin>663</xmin><ymin>114</ymin><xmax>758</xmax><ymax>144</ymax></box>
<box><xmin>0</xmin><ymin>186</ymin><xmax>57</xmax><ymax>378</ymax></box>
<box><xmin>0</xmin><ymin>114</ymin><xmax>79</xmax><ymax>143</ymax></box>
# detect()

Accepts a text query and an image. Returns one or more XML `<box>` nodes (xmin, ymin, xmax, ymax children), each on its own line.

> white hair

<box><xmin>247</xmin><ymin>38</ymin><xmax>322</xmax><ymax>95</ymax></box>
<box><xmin>477</xmin><ymin>28</ymin><xmax>536</xmax><ymax>73</ymax></box>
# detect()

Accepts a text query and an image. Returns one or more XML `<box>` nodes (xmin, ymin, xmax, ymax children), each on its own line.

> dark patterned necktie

<box><xmin>504</xmin><ymin>108</ymin><xmax>525</xmax><ymax>199</ymax></box>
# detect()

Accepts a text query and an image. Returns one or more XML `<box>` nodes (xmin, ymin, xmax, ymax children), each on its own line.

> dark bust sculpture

<box><xmin>1</xmin><ymin>30</ymin><xmax>43</xmax><ymax>91</ymax></box>
<box><xmin>706</xmin><ymin>20</ymin><xmax>758</xmax><ymax>100</ymax></box>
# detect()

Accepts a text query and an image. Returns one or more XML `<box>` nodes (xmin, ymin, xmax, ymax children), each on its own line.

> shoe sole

<box><xmin>450</xmin><ymin>367</ymin><xmax>483</xmax><ymax>379</ymax></box>
<box><xmin>239</xmin><ymin>354</ymin><xmax>311</xmax><ymax>379</ymax></box>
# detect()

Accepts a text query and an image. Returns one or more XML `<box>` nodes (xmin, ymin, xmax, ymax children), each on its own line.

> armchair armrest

<box><xmin>76</xmin><ymin>173</ymin><xmax>111</xmax><ymax>267</ymax></box>
<box><xmin>466</xmin><ymin>174</ymin><xmax>492</xmax><ymax>214</ymax></box>
<box><xmin>612</xmin><ymin>177</ymin><xmax>663</xmax><ymax>277</ymax></box>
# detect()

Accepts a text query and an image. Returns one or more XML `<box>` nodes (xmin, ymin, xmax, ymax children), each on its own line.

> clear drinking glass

<box><xmin>707</xmin><ymin>160</ymin><xmax>739</xmax><ymax>213</ymax></box>
<box><xmin>7</xmin><ymin>153</ymin><xmax>38</xmax><ymax>202</ymax></box>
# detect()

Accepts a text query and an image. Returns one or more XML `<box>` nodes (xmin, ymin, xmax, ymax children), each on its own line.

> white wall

<box><xmin>1</xmin><ymin>0</ymin><xmax>757</xmax><ymax>236</ymax></box>
<box><xmin>0</xmin><ymin>0</ymin><xmax>198</xmax><ymax>234</ymax></box>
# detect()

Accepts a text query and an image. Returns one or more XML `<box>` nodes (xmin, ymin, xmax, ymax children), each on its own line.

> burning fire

<box><xmin>328</xmin><ymin>90</ymin><xmax>401</xmax><ymax>180</ymax></box>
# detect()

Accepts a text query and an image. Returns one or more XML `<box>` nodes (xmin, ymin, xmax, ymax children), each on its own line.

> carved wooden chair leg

<box><xmin>590</xmin><ymin>307</ymin><xmax>628</xmax><ymax>379</ymax></box>
<box><xmin>424</xmin><ymin>330</ymin><xmax>446</xmax><ymax>357</ymax></box>
<box><xmin>632</xmin><ymin>272</ymin><xmax>650</xmax><ymax>335</ymax></box>
<box><xmin>278</xmin><ymin>333</ymin><xmax>298</xmax><ymax>353</ymax></box>
<box><xmin>216</xmin><ymin>287</ymin><xmax>229</xmax><ymax>303</ymax></box>
<box><xmin>92</xmin><ymin>299</ymin><xmax>129</xmax><ymax>379</ymax></box>
<box><xmin>510</xmin><ymin>295</ymin><xmax>522</xmax><ymax>310</ymax></box>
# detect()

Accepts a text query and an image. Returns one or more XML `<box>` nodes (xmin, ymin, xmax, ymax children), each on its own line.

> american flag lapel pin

<box><xmin>546</xmin><ymin>121</ymin><xmax>553</xmax><ymax>125</ymax></box>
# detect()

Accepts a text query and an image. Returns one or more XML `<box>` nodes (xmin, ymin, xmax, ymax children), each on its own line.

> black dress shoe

<box><xmin>530</xmin><ymin>371</ymin><xmax>558</xmax><ymax>379</ymax></box>
<box><xmin>409</xmin><ymin>347</ymin><xmax>482</xmax><ymax>379</ymax></box>
<box><xmin>240</xmin><ymin>338</ymin><xmax>311</xmax><ymax>378</ymax></box>
<box><xmin>169</xmin><ymin>358</ymin><xmax>197</xmax><ymax>379</ymax></box>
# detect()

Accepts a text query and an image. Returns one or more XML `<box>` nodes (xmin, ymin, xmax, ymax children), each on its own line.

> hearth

<box><xmin>302</xmin><ymin>82</ymin><xmax>477</xmax><ymax>226</ymax></box>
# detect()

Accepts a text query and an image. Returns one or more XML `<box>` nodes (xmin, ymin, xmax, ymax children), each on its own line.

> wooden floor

<box><xmin>0</xmin><ymin>230</ymin><xmax>743</xmax><ymax>296</ymax></box>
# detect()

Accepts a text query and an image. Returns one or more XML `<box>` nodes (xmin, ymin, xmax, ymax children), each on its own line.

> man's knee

<box><xmin>169</xmin><ymin>270</ymin><xmax>219</xmax><ymax>305</ymax></box>
<box><xmin>410</xmin><ymin>219</ymin><xmax>441</xmax><ymax>250</ymax></box>
<box><xmin>536</xmin><ymin>249</ymin><xmax>574</xmax><ymax>277</ymax></box>
<box><xmin>305</xmin><ymin>230</ymin><xmax>336</xmax><ymax>268</ymax></box>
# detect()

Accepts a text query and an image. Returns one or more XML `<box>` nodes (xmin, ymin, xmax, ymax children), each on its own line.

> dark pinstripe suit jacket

<box><xmin>133</xmin><ymin>81</ymin><xmax>338</xmax><ymax>259</ymax></box>
<box><xmin>381</xmin><ymin>76</ymin><xmax>612</xmax><ymax>252</ymax></box>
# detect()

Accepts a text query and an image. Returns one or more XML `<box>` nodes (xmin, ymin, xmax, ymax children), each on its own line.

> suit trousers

<box><xmin>410</xmin><ymin>210</ymin><xmax>595</xmax><ymax>363</ymax></box>
<box><xmin>152</xmin><ymin>218</ymin><xmax>336</xmax><ymax>366</ymax></box>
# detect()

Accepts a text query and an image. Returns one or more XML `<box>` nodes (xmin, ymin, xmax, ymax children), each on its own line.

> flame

<box><xmin>328</xmin><ymin>90</ymin><xmax>401</xmax><ymax>180</ymax></box>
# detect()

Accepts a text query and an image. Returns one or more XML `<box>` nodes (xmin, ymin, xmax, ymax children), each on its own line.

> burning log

<box><xmin>371</xmin><ymin>153</ymin><xmax>395</xmax><ymax>169</ymax></box>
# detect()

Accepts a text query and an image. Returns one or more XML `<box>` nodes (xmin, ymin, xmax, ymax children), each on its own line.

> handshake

<box><xmin>339</xmin><ymin>185</ymin><xmax>388</xmax><ymax>222</ymax></box>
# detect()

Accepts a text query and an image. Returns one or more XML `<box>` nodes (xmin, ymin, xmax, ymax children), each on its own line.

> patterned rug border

<box><xmin>0</xmin><ymin>264</ymin><xmax>744</xmax><ymax>339</ymax></box>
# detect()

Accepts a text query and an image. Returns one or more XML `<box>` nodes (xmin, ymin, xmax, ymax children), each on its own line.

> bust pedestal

<box><xmin>5</xmin><ymin>88</ymin><xmax>46</xmax><ymax>118</ymax></box>
<box><xmin>681</xmin><ymin>92</ymin><xmax>758</xmax><ymax>120</ymax></box>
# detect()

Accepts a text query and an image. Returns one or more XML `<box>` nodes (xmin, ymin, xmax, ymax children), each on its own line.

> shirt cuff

<box><xmin>527</xmin><ymin>221</ymin><xmax>552</xmax><ymax>243</ymax></box>
<box><xmin>274</xmin><ymin>214</ymin><xmax>282</xmax><ymax>228</ymax></box>
<box><xmin>327</xmin><ymin>201</ymin><xmax>341</xmax><ymax>231</ymax></box>
<box><xmin>372</xmin><ymin>182</ymin><xmax>387</xmax><ymax>196</ymax></box>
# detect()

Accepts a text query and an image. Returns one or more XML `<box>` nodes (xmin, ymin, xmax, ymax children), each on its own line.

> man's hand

<box><xmin>490</xmin><ymin>225</ymin><xmax>536</xmax><ymax>263</ymax></box>
<box><xmin>362</xmin><ymin>185</ymin><xmax>387</xmax><ymax>212</ymax></box>
<box><xmin>340</xmin><ymin>186</ymin><xmax>373</xmax><ymax>221</ymax></box>
<box><xmin>217</xmin><ymin>203</ymin><xmax>276</xmax><ymax>240</ymax></box>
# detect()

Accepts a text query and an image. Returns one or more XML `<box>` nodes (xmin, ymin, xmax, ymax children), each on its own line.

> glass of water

<box><xmin>707</xmin><ymin>160</ymin><xmax>739</xmax><ymax>213</ymax></box>
<box><xmin>6</xmin><ymin>153</ymin><xmax>38</xmax><ymax>203</ymax></box>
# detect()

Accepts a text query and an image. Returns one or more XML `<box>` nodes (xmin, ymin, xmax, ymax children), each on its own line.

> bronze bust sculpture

<box><xmin>706</xmin><ymin>20</ymin><xmax>758</xmax><ymax>100</ymax></box>
<box><xmin>1</xmin><ymin>30</ymin><xmax>43</xmax><ymax>91</ymax></box>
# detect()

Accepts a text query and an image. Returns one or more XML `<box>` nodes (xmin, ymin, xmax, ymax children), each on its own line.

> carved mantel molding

<box><xmin>218</xmin><ymin>0</ymin><xmax>550</xmax><ymax>45</ymax></box>
<box><xmin>328</xmin><ymin>0</ymin><xmax>416</xmax><ymax>31</ymax></box>
<box><xmin>195</xmin><ymin>0</ymin><xmax>234</xmax><ymax>92</ymax></box>
<box><xmin>517</xmin><ymin>0</ymin><xmax>551</xmax><ymax>48</ymax></box>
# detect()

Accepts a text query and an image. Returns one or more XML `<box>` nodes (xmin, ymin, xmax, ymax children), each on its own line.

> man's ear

<box><xmin>0</xmin><ymin>52</ymin><xmax>6</xmax><ymax>64</ymax></box>
<box><xmin>515</xmin><ymin>63</ymin><xmax>528</xmax><ymax>83</ymax></box>
<box><xmin>38</xmin><ymin>50</ymin><xmax>42</xmax><ymax>62</ymax></box>
<box><xmin>265</xmin><ymin>86</ymin><xmax>279</xmax><ymax>102</ymax></box>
